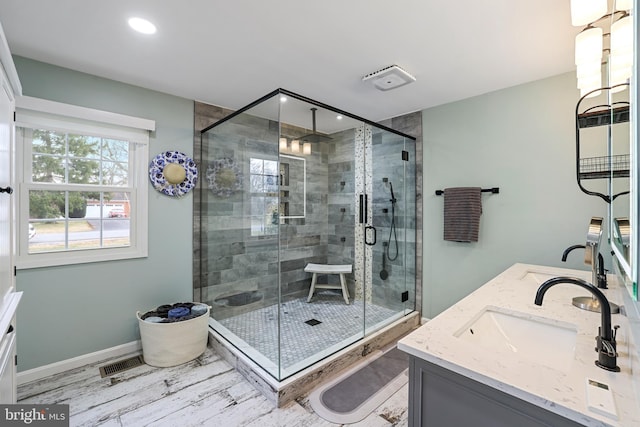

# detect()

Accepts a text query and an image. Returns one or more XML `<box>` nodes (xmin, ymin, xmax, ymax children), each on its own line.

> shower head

<box><xmin>299</xmin><ymin>108</ymin><xmax>332</xmax><ymax>142</ymax></box>
<box><xmin>389</xmin><ymin>182</ymin><xmax>396</xmax><ymax>204</ymax></box>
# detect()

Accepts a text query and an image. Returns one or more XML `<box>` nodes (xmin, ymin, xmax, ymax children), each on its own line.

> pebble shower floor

<box><xmin>218</xmin><ymin>292</ymin><xmax>399</xmax><ymax>370</ymax></box>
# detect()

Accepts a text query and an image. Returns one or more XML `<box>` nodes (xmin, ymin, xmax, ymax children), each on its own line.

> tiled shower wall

<box><xmin>277</xmin><ymin>123</ymin><xmax>330</xmax><ymax>302</ymax></box>
<box><xmin>326</xmin><ymin>129</ymin><xmax>356</xmax><ymax>290</ymax></box>
<box><xmin>196</xmin><ymin>111</ymin><xmax>333</xmax><ymax>320</ymax></box>
<box><xmin>193</xmin><ymin>100</ymin><xmax>423</xmax><ymax>319</ymax></box>
<box><xmin>199</xmin><ymin>112</ymin><xmax>281</xmax><ymax>320</ymax></box>
<box><xmin>193</xmin><ymin>102</ymin><xmax>233</xmax><ymax>307</ymax></box>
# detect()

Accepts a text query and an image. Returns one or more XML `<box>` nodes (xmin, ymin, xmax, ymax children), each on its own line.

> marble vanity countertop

<box><xmin>398</xmin><ymin>263</ymin><xmax>640</xmax><ymax>427</ymax></box>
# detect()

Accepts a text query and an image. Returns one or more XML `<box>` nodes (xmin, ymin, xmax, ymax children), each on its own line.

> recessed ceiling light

<box><xmin>128</xmin><ymin>17</ymin><xmax>156</xmax><ymax>35</ymax></box>
<box><xmin>336</xmin><ymin>115</ymin><xmax>343</xmax><ymax>120</ymax></box>
<box><xmin>280</xmin><ymin>96</ymin><xmax>287</xmax><ymax>103</ymax></box>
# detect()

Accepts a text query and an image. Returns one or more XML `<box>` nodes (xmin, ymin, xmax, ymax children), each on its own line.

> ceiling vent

<box><xmin>362</xmin><ymin>65</ymin><xmax>416</xmax><ymax>91</ymax></box>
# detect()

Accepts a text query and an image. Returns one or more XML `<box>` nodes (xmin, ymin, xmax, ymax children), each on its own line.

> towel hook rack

<box><xmin>435</xmin><ymin>187</ymin><xmax>499</xmax><ymax>196</ymax></box>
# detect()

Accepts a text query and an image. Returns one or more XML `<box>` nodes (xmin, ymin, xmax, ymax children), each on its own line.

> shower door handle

<box><xmin>359</xmin><ymin>194</ymin><xmax>369</xmax><ymax>223</ymax></box>
<box><xmin>365</xmin><ymin>225</ymin><xmax>377</xmax><ymax>246</ymax></box>
<box><xmin>364</xmin><ymin>194</ymin><xmax>368</xmax><ymax>223</ymax></box>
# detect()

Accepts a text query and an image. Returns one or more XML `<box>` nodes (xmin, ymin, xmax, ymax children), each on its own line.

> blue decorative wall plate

<box><xmin>149</xmin><ymin>151</ymin><xmax>198</xmax><ymax>197</ymax></box>
<box><xmin>206</xmin><ymin>157</ymin><xmax>243</xmax><ymax>197</ymax></box>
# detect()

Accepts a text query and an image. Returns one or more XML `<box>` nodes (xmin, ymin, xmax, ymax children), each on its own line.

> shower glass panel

<box><xmin>367</xmin><ymin>128</ymin><xmax>416</xmax><ymax>335</ymax></box>
<box><xmin>200</xmin><ymin>94</ymin><xmax>281</xmax><ymax>379</ymax></box>
<box><xmin>200</xmin><ymin>89</ymin><xmax>416</xmax><ymax>381</ymax></box>
<box><xmin>277</xmin><ymin>97</ymin><xmax>366</xmax><ymax>376</ymax></box>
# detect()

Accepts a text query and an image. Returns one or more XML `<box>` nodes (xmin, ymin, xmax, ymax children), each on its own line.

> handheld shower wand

<box><xmin>387</xmin><ymin>182</ymin><xmax>398</xmax><ymax>261</ymax></box>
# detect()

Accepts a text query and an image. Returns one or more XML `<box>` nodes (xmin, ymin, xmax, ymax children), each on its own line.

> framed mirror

<box><xmin>609</xmin><ymin>76</ymin><xmax>637</xmax><ymax>302</ymax></box>
<box><xmin>609</xmin><ymin>89</ymin><xmax>632</xmax><ymax>279</ymax></box>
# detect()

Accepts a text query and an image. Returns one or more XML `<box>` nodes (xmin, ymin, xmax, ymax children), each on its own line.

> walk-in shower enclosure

<box><xmin>199</xmin><ymin>89</ymin><xmax>416</xmax><ymax>380</ymax></box>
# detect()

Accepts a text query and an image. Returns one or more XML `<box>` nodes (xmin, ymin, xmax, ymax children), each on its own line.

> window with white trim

<box><xmin>15</xmin><ymin>96</ymin><xmax>154</xmax><ymax>268</ymax></box>
<box><xmin>249</xmin><ymin>157</ymin><xmax>279</xmax><ymax>236</ymax></box>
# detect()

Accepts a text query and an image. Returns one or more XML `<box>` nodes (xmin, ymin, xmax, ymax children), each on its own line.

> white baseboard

<box><xmin>17</xmin><ymin>340</ymin><xmax>142</xmax><ymax>385</ymax></box>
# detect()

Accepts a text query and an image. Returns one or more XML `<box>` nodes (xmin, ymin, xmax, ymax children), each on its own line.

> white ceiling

<box><xmin>0</xmin><ymin>0</ymin><xmax>579</xmax><ymax>124</ymax></box>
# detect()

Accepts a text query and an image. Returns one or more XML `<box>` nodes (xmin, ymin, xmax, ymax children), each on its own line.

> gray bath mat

<box><xmin>309</xmin><ymin>346</ymin><xmax>408</xmax><ymax>424</ymax></box>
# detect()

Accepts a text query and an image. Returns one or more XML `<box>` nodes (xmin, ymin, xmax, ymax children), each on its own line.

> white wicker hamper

<box><xmin>136</xmin><ymin>305</ymin><xmax>210</xmax><ymax>367</ymax></box>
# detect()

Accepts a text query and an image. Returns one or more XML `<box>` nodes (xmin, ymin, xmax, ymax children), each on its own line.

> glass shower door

<box><xmin>277</xmin><ymin>98</ymin><xmax>364</xmax><ymax>378</ymax></box>
<box><xmin>364</xmin><ymin>126</ymin><xmax>415</xmax><ymax>334</ymax></box>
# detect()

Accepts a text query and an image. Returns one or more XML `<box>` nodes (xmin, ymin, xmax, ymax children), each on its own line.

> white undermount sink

<box><xmin>454</xmin><ymin>307</ymin><xmax>578</xmax><ymax>371</ymax></box>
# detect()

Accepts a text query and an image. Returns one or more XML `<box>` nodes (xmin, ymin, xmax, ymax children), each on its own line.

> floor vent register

<box><xmin>99</xmin><ymin>355</ymin><xmax>145</xmax><ymax>378</ymax></box>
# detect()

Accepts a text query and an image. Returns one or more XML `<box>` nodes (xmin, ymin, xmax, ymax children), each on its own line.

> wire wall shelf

<box><xmin>579</xmin><ymin>155</ymin><xmax>630</xmax><ymax>180</ymax></box>
<box><xmin>575</xmin><ymin>84</ymin><xmax>631</xmax><ymax>203</ymax></box>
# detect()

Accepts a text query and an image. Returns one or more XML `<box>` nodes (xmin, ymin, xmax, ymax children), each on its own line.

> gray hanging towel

<box><xmin>443</xmin><ymin>187</ymin><xmax>482</xmax><ymax>242</ymax></box>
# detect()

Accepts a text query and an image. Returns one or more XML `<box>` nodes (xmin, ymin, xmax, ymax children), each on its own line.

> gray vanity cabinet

<box><xmin>408</xmin><ymin>355</ymin><xmax>584</xmax><ymax>427</ymax></box>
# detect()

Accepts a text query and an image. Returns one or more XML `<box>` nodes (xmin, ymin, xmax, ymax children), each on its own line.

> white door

<box><xmin>0</xmin><ymin>24</ymin><xmax>21</xmax><ymax>404</ymax></box>
<box><xmin>0</xmin><ymin>74</ymin><xmax>13</xmax><ymax>305</ymax></box>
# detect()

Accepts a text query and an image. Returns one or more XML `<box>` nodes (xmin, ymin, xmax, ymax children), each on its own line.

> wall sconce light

<box><xmin>575</xmin><ymin>26</ymin><xmax>603</xmax><ymax>97</ymax></box>
<box><xmin>279</xmin><ymin>137</ymin><xmax>288</xmax><ymax>152</ymax></box>
<box><xmin>303</xmin><ymin>142</ymin><xmax>311</xmax><ymax>155</ymax></box>
<box><xmin>570</xmin><ymin>0</ymin><xmax>607</xmax><ymax>26</ymax></box>
<box><xmin>616</xmin><ymin>0</ymin><xmax>633</xmax><ymax>11</ymax></box>
<box><xmin>570</xmin><ymin>0</ymin><xmax>633</xmax><ymax>98</ymax></box>
<box><xmin>291</xmin><ymin>140</ymin><xmax>300</xmax><ymax>153</ymax></box>
<box><xmin>609</xmin><ymin>14</ymin><xmax>633</xmax><ymax>87</ymax></box>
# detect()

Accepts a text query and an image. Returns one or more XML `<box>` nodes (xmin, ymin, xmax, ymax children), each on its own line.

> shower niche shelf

<box><xmin>279</xmin><ymin>162</ymin><xmax>290</xmax><ymax>221</ymax></box>
<box><xmin>279</xmin><ymin>199</ymin><xmax>290</xmax><ymax>220</ymax></box>
<box><xmin>575</xmin><ymin>85</ymin><xmax>630</xmax><ymax>203</ymax></box>
<box><xmin>279</xmin><ymin>163</ymin><xmax>289</xmax><ymax>187</ymax></box>
<box><xmin>278</xmin><ymin>155</ymin><xmax>306</xmax><ymax>219</ymax></box>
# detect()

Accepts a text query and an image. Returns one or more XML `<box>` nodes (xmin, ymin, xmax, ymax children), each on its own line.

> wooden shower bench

<box><xmin>305</xmin><ymin>263</ymin><xmax>352</xmax><ymax>305</ymax></box>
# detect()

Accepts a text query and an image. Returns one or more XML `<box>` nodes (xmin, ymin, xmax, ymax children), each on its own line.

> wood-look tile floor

<box><xmin>17</xmin><ymin>347</ymin><xmax>409</xmax><ymax>427</ymax></box>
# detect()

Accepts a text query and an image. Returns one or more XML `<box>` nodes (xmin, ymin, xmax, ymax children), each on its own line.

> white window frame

<box><xmin>14</xmin><ymin>96</ymin><xmax>155</xmax><ymax>269</ymax></box>
<box><xmin>249</xmin><ymin>157</ymin><xmax>279</xmax><ymax>237</ymax></box>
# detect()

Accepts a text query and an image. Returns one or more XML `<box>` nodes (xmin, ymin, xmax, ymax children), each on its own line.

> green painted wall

<box><xmin>13</xmin><ymin>56</ymin><xmax>194</xmax><ymax>371</ymax></box>
<box><xmin>422</xmin><ymin>72</ymin><xmax>609</xmax><ymax>318</ymax></box>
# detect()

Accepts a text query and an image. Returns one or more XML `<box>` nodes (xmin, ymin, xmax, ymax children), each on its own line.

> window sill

<box><xmin>15</xmin><ymin>246</ymin><xmax>148</xmax><ymax>270</ymax></box>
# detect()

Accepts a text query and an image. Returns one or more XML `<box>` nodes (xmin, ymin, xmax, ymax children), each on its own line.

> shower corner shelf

<box><xmin>575</xmin><ymin>86</ymin><xmax>631</xmax><ymax>203</ymax></box>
